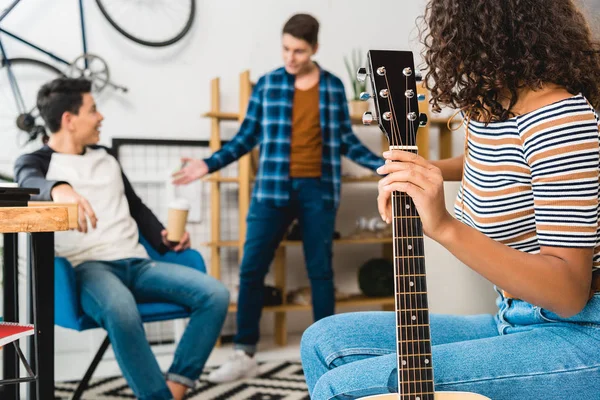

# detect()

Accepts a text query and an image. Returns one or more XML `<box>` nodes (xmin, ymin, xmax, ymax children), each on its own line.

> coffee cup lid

<box><xmin>169</xmin><ymin>198</ymin><xmax>191</xmax><ymax>210</ymax></box>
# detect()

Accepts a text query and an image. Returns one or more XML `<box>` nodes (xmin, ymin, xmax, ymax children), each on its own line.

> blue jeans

<box><xmin>301</xmin><ymin>292</ymin><xmax>600</xmax><ymax>399</ymax></box>
<box><xmin>234</xmin><ymin>178</ymin><xmax>337</xmax><ymax>352</ymax></box>
<box><xmin>75</xmin><ymin>258</ymin><xmax>230</xmax><ymax>400</ymax></box>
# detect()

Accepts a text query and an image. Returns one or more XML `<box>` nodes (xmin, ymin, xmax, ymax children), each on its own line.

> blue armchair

<box><xmin>54</xmin><ymin>235</ymin><xmax>206</xmax><ymax>400</ymax></box>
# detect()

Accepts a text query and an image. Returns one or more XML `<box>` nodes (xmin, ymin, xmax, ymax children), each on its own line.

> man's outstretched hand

<box><xmin>172</xmin><ymin>158</ymin><xmax>209</xmax><ymax>185</ymax></box>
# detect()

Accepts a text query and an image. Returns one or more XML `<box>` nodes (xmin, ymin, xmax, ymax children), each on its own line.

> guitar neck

<box><xmin>391</xmin><ymin>148</ymin><xmax>434</xmax><ymax>399</ymax></box>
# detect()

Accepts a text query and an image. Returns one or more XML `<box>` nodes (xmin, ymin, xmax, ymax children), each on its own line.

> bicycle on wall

<box><xmin>0</xmin><ymin>0</ymin><xmax>195</xmax><ymax>144</ymax></box>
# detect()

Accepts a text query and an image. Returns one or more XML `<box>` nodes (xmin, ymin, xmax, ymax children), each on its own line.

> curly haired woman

<box><xmin>300</xmin><ymin>1</ymin><xmax>600</xmax><ymax>399</ymax></box>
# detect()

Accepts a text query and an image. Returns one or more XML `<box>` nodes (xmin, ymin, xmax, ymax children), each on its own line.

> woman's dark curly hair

<box><xmin>420</xmin><ymin>0</ymin><xmax>600</xmax><ymax>122</ymax></box>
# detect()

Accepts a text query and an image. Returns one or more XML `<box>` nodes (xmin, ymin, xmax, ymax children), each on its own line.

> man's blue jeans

<box><xmin>75</xmin><ymin>258</ymin><xmax>230</xmax><ymax>400</ymax></box>
<box><xmin>234</xmin><ymin>178</ymin><xmax>337</xmax><ymax>353</ymax></box>
<box><xmin>301</xmin><ymin>291</ymin><xmax>600</xmax><ymax>399</ymax></box>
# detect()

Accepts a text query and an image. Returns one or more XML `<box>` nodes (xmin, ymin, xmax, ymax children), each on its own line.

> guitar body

<box><xmin>360</xmin><ymin>392</ymin><xmax>490</xmax><ymax>399</ymax></box>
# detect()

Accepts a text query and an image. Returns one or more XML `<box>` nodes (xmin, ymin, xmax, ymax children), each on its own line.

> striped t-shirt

<box><xmin>454</xmin><ymin>94</ymin><xmax>600</xmax><ymax>273</ymax></box>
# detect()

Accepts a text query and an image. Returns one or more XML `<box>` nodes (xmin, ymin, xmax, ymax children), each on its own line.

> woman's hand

<box><xmin>376</xmin><ymin>150</ymin><xmax>455</xmax><ymax>242</ymax></box>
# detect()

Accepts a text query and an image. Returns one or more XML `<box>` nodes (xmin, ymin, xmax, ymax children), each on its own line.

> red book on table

<box><xmin>0</xmin><ymin>322</ymin><xmax>34</xmax><ymax>347</ymax></box>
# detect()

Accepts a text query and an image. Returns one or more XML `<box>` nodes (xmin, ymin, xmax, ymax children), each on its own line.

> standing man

<box><xmin>173</xmin><ymin>13</ymin><xmax>383</xmax><ymax>382</ymax></box>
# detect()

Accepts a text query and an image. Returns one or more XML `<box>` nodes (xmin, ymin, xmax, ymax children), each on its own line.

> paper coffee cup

<box><xmin>167</xmin><ymin>199</ymin><xmax>190</xmax><ymax>244</ymax></box>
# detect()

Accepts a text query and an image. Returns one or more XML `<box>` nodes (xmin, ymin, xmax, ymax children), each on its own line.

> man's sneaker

<box><xmin>207</xmin><ymin>349</ymin><xmax>259</xmax><ymax>383</ymax></box>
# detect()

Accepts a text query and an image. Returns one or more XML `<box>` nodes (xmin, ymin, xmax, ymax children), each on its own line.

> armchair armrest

<box><xmin>54</xmin><ymin>257</ymin><xmax>83</xmax><ymax>330</ymax></box>
<box><xmin>139</xmin><ymin>234</ymin><xmax>206</xmax><ymax>274</ymax></box>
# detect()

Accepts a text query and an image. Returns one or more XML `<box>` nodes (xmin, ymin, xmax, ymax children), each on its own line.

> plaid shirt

<box><xmin>204</xmin><ymin>66</ymin><xmax>384</xmax><ymax>208</ymax></box>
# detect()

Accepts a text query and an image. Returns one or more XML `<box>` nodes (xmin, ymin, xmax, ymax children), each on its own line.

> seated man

<box><xmin>14</xmin><ymin>78</ymin><xmax>230</xmax><ymax>400</ymax></box>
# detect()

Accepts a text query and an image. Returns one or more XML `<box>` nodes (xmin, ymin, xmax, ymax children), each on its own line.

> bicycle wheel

<box><xmin>0</xmin><ymin>58</ymin><xmax>64</xmax><ymax>145</ymax></box>
<box><xmin>96</xmin><ymin>0</ymin><xmax>195</xmax><ymax>47</ymax></box>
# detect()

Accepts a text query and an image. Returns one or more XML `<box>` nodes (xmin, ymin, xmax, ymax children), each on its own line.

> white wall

<box><xmin>1</xmin><ymin>0</ymin><xmax>430</xmax><ymax>153</ymax></box>
<box><xmin>1</xmin><ymin>0</ymin><xmax>501</xmax><ymax>380</ymax></box>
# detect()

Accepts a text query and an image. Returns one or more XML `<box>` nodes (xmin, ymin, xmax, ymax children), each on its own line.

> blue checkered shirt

<box><xmin>204</xmin><ymin>66</ymin><xmax>384</xmax><ymax>208</ymax></box>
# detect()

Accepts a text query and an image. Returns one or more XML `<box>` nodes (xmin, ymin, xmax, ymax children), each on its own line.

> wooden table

<box><xmin>1</xmin><ymin>205</ymin><xmax>76</xmax><ymax>400</ymax></box>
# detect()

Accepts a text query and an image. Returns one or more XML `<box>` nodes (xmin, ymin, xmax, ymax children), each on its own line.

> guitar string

<box><xmin>381</xmin><ymin>70</ymin><xmax>407</xmax><ymax>397</ymax></box>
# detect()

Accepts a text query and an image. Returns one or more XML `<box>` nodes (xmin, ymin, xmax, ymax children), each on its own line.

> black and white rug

<box><xmin>55</xmin><ymin>360</ymin><xmax>309</xmax><ymax>400</ymax></box>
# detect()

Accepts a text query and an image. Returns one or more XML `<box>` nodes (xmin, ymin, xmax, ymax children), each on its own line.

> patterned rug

<box><xmin>55</xmin><ymin>361</ymin><xmax>309</xmax><ymax>400</ymax></box>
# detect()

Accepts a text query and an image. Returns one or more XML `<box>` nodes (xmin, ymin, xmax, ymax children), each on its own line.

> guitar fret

<box><xmin>399</xmin><ymin>383</ymin><xmax>435</xmax><ymax>399</ymax></box>
<box><xmin>398</xmin><ymin>328</ymin><xmax>431</xmax><ymax>340</ymax></box>
<box><xmin>398</xmin><ymin>352</ymin><xmax>434</xmax><ymax>370</ymax></box>
<box><xmin>395</xmin><ymin>263</ymin><xmax>426</xmax><ymax>275</ymax></box>
<box><xmin>396</xmin><ymin>293</ymin><xmax>429</xmax><ymax>306</ymax></box>
<box><xmin>397</xmin><ymin>309</ymin><xmax>430</xmax><ymax>326</ymax></box>
<box><xmin>397</xmin><ymin>341</ymin><xmax>431</xmax><ymax>354</ymax></box>
<box><xmin>372</xmin><ymin>50</ymin><xmax>436</xmax><ymax>400</ymax></box>
<box><xmin>398</xmin><ymin>367</ymin><xmax>433</xmax><ymax>393</ymax></box>
<box><xmin>400</xmin><ymin>370</ymin><xmax>435</xmax><ymax>389</ymax></box>
<box><xmin>388</xmin><ymin>156</ymin><xmax>434</xmax><ymax>400</ymax></box>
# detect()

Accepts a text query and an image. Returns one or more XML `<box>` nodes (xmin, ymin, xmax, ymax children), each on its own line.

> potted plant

<box><xmin>344</xmin><ymin>48</ymin><xmax>370</xmax><ymax>117</ymax></box>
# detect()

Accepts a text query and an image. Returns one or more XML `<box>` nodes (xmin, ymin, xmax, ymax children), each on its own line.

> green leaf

<box><xmin>344</xmin><ymin>56</ymin><xmax>359</xmax><ymax>100</ymax></box>
<box><xmin>344</xmin><ymin>48</ymin><xmax>369</xmax><ymax>100</ymax></box>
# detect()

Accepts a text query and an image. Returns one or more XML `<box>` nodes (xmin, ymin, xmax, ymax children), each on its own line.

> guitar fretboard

<box><xmin>391</xmin><ymin>149</ymin><xmax>434</xmax><ymax>399</ymax></box>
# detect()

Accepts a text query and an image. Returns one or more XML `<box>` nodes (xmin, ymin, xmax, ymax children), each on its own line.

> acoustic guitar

<box><xmin>355</xmin><ymin>50</ymin><xmax>490</xmax><ymax>400</ymax></box>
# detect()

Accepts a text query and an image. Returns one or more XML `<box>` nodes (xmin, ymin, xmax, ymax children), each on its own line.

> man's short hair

<box><xmin>37</xmin><ymin>78</ymin><xmax>92</xmax><ymax>133</ymax></box>
<box><xmin>282</xmin><ymin>13</ymin><xmax>319</xmax><ymax>47</ymax></box>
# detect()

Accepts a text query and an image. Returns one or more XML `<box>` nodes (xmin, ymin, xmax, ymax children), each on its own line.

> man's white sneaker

<box><xmin>207</xmin><ymin>350</ymin><xmax>259</xmax><ymax>383</ymax></box>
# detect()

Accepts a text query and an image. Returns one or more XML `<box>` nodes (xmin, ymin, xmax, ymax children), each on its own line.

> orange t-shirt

<box><xmin>290</xmin><ymin>83</ymin><xmax>322</xmax><ymax>177</ymax></box>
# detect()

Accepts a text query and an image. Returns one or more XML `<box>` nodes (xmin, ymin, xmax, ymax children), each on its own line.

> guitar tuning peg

<box><xmin>359</xmin><ymin>92</ymin><xmax>373</xmax><ymax>101</ymax></box>
<box><xmin>419</xmin><ymin>113</ymin><xmax>428</xmax><ymax>127</ymax></box>
<box><xmin>356</xmin><ymin>67</ymin><xmax>369</xmax><ymax>83</ymax></box>
<box><xmin>362</xmin><ymin>111</ymin><xmax>377</xmax><ymax>125</ymax></box>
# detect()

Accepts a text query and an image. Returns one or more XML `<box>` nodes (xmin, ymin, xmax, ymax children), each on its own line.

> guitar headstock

<box><xmin>356</xmin><ymin>50</ymin><xmax>428</xmax><ymax>148</ymax></box>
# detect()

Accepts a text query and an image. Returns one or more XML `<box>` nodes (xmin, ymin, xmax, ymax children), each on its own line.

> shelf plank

<box><xmin>430</xmin><ymin>116</ymin><xmax>463</xmax><ymax>125</ymax></box>
<box><xmin>201</xmin><ymin>240</ymin><xmax>239</xmax><ymax>247</ymax></box>
<box><xmin>202</xmin><ymin>237</ymin><xmax>392</xmax><ymax>247</ymax></box>
<box><xmin>341</xmin><ymin>175</ymin><xmax>380</xmax><ymax>183</ymax></box>
<box><xmin>202</xmin><ymin>111</ymin><xmax>240</xmax><ymax>121</ymax></box>
<box><xmin>205</xmin><ymin>175</ymin><xmax>381</xmax><ymax>184</ymax></box>
<box><xmin>350</xmin><ymin>115</ymin><xmax>364</xmax><ymax>125</ymax></box>
<box><xmin>202</xmin><ymin>111</ymin><xmax>371</xmax><ymax>125</ymax></box>
<box><xmin>283</xmin><ymin>237</ymin><xmax>392</xmax><ymax>246</ymax></box>
<box><xmin>228</xmin><ymin>295</ymin><xmax>395</xmax><ymax>313</ymax></box>
<box><xmin>203</xmin><ymin>176</ymin><xmax>239</xmax><ymax>183</ymax></box>
<box><xmin>352</xmin><ymin>114</ymin><xmax>460</xmax><ymax>126</ymax></box>
<box><xmin>202</xmin><ymin>112</ymin><xmax>458</xmax><ymax>126</ymax></box>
